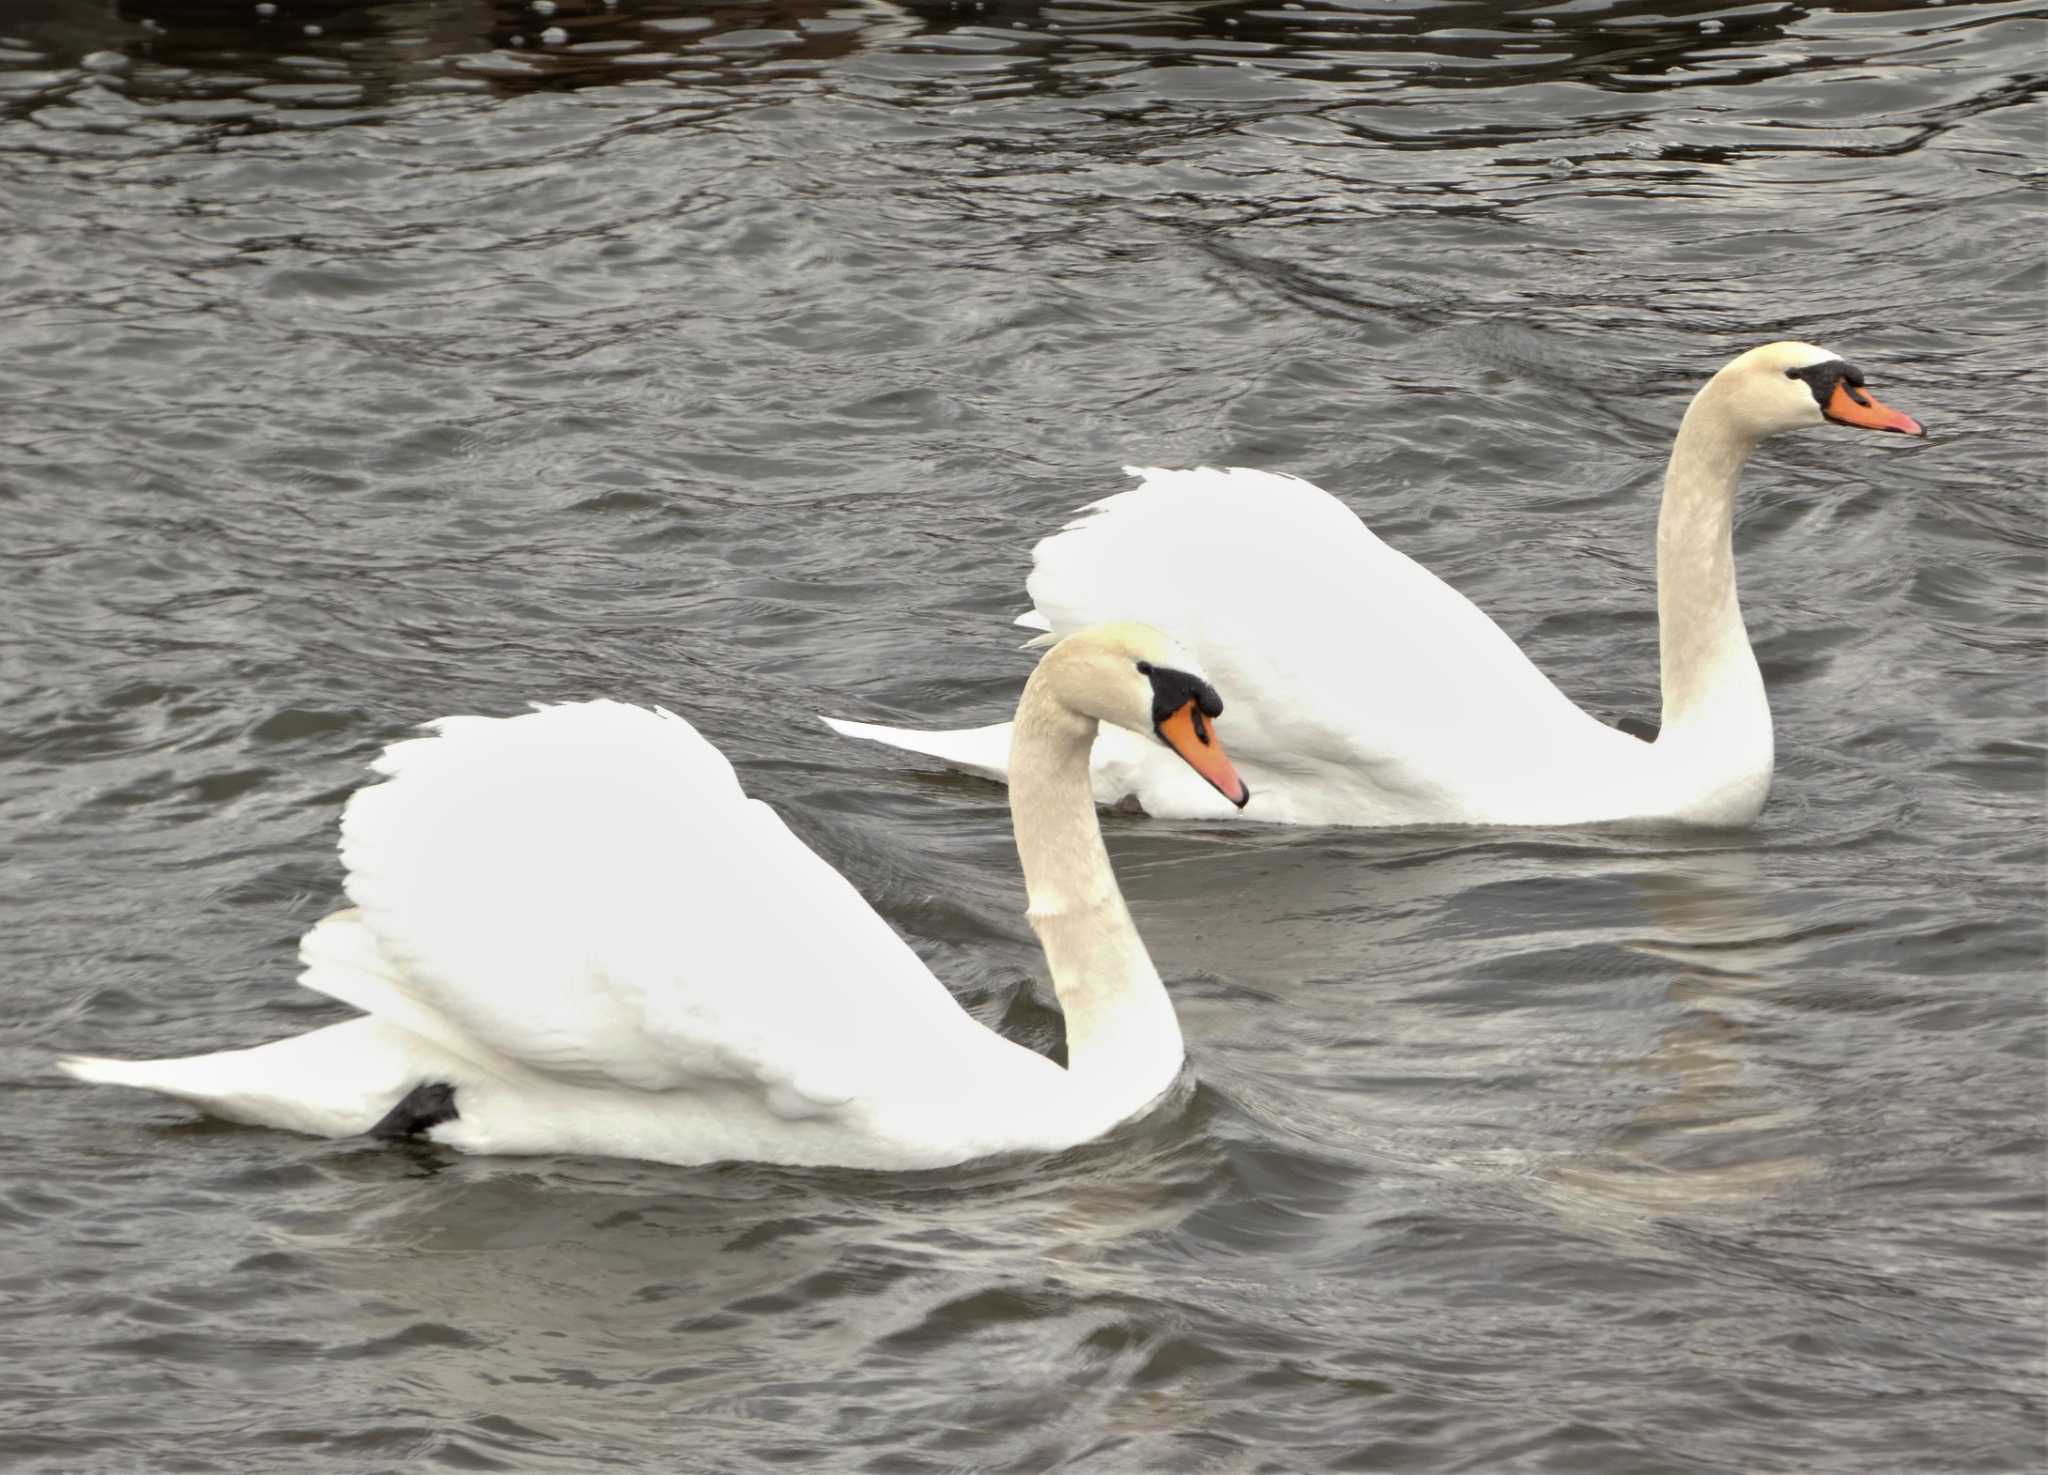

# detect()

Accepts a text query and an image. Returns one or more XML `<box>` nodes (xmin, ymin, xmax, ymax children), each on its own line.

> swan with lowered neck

<box><xmin>58</xmin><ymin>624</ymin><xmax>1248</xmax><ymax>1171</ymax></box>
<box><xmin>829</xmin><ymin>342</ymin><xmax>1924</xmax><ymax>828</ymax></box>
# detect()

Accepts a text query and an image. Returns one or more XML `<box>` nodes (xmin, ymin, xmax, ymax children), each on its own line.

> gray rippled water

<box><xmin>2</xmin><ymin>0</ymin><xmax>2042</xmax><ymax>1470</ymax></box>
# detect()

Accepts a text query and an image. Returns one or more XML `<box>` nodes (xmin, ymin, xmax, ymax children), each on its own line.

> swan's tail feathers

<box><xmin>56</xmin><ymin>1017</ymin><xmax>442</xmax><ymax>1140</ymax></box>
<box><xmin>56</xmin><ymin>1048</ymin><xmax>299</xmax><ymax>1124</ymax></box>
<box><xmin>820</xmin><ymin>717</ymin><xmax>1016</xmax><ymax>786</ymax></box>
<box><xmin>58</xmin><ymin>1053</ymin><xmax>183</xmax><ymax>1092</ymax></box>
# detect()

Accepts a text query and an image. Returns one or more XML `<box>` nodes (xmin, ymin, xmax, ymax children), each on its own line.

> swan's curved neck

<box><xmin>1008</xmin><ymin>673</ymin><xmax>1183</xmax><ymax>1115</ymax></box>
<box><xmin>1654</xmin><ymin>388</ymin><xmax>1773</xmax><ymax>779</ymax></box>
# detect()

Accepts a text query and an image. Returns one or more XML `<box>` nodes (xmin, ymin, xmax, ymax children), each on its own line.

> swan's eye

<box><xmin>1786</xmin><ymin>359</ymin><xmax>1848</xmax><ymax>411</ymax></box>
<box><xmin>1142</xmin><ymin>664</ymin><xmax>1225</xmax><ymax>730</ymax></box>
<box><xmin>1136</xmin><ymin>660</ymin><xmax>1153</xmax><ymax>676</ymax></box>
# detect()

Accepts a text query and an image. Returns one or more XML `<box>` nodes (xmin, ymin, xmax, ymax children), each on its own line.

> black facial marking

<box><xmin>368</xmin><ymin>1082</ymin><xmax>459</xmax><ymax>1142</ymax></box>
<box><xmin>1785</xmin><ymin>358</ymin><xmax>1870</xmax><ymax>419</ymax></box>
<box><xmin>1142</xmin><ymin>662</ymin><xmax>1224</xmax><ymax>743</ymax></box>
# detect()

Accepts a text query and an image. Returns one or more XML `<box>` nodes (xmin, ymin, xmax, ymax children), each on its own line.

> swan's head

<box><xmin>1035</xmin><ymin>622</ymin><xmax>1250</xmax><ymax>809</ymax></box>
<box><xmin>1706</xmin><ymin>341</ymin><xmax>1925</xmax><ymax>442</ymax></box>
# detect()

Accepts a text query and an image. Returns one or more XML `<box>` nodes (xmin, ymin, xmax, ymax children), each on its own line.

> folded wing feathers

<box><xmin>295</xmin><ymin>909</ymin><xmax>518</xmax><ymax>1082</ymax></box>
<box><xmin>1024</xmin><ymin>463</ymin><xmax>1516</xmax><ymax>776</ymax></box>
<box><xmin>329</xmin><ymin>700</ymin><xmax>947</xmax><ymax>1115</ymax></box>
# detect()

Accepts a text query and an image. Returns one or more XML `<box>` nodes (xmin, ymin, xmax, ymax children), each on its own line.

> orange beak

<box><xmin>1825</xmin><ymin>379</ymin><xmax>1924</xmax><ymax>437</ymax></box>
<box><xmin>1156</xmin><ymin>699</ymin><xmax>1250</xmax><ymax>809</ymax></box>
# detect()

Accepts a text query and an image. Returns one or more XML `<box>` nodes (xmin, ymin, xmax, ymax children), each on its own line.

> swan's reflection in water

<box><xmin>1548</xmin><ymin>847</ymin><xmax>1822</xmax><ymax>1220</ymax></box>
<box><xmin>133</xmin><ymin>822</ymin><xmax>1933</xmax><ymax>1464</ymax></box>
<box><xmin>240</xmin><ymin>822</ymin><xmax>1821</xmax><ymax>1310</ymax></box>
<box><xmin>1109</xmin><ymin>823</ymin><xmax>1820</xmax><ymax>1226</ymax></box>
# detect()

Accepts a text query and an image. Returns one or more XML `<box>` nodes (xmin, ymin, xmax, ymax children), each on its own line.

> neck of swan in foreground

<box><xmin>1653</xmin><ymin>379</ymin><xmax>1774</xmax><ymax>794</ymax></box>
<box><xmin>1008</xmin><ymin>663</ymin><xmax>1184</xmax><ymax>1121</ymax></box>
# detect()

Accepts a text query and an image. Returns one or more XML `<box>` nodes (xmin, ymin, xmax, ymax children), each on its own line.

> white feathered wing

<box><xmin>322</xmin><ymin>701</ymin><xmax>984</xmax><ymax>1119</ymax></box>
<box><xmin>835</xmin><ymin>467</ymin><xmax>1651</xmax><ymax>825</ymax></box>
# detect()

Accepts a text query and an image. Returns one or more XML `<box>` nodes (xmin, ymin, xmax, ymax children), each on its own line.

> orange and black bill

<box><xmin>1824</xmin><ymin>378</ymin><xmax>1924</xmax><ymax>437</ymax></box>
<box><xmin>1157</xmin><ymin>699</ymin><xmax>1250</xmax><ymax>809</ymax></box>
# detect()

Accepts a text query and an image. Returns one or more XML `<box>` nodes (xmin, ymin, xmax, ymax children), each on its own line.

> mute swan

<box><xmin>828</xmin><ymin>342</ymin><xmax>1924</xmax><ymax>828</ymax></box>
<box><xmin>58</xmin><ymin>624</ymin><xmax>1249</xmax><ymax>1171</ymax></box>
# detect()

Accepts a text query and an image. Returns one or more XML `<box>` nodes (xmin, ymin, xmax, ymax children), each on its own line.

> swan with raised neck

<box><xmin>1009</xmin><ymin>623</ymin><xmax>1243</xmax><ymax>1113</ymax></box>
<box><xmin>826</xmin><ymin>341</ymin><xmax>1925</xmax><ymax>828</ymax></box>
<box><xmin>1641</xmin><ymin>340</ymin><xmax>1924</xmax><ymax>822</ymax></box>
<box><xmin>55</xmin><ymin>623</ymin><xmax>1251</xmax><ymax>1171</ymax></box>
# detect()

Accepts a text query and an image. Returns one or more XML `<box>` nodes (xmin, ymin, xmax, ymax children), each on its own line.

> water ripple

<box><xmin>2</xmin><ymin>0</ymin><xmax>2041</xmax><ymax>1471</ymax></box>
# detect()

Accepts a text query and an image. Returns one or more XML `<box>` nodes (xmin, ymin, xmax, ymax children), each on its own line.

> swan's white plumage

<box><xmin>330</xmin><ymin>702</ymin><xmax>970</xmax><ymax>1115</ymax></box>
<box><xmin>818</xmin><ymin>715</ymin><xmax>1014</xmax><ymax>787</ymax></box>
<box><xmin>1034</xmin><ymin>466</ymin><xmax>1653</xmax><ymax>823</ymax></box>
<box><xmin>828</xmin><ymin>343</ymin><xmax>1922</xmax><ymax>828</ymax></box>
<box><xmin>842</xmin><ymin>466</ymin><xmax>1654</xmax><ymax>826</ymax></box>
<box><xmin>62</xmin><ymin>629</ymin><xmax>1211</xmax><ymax>1171</ymax></box>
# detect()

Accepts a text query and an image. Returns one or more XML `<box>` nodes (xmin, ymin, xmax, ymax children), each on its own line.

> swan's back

<box><xmin>1025</xmin><ymin>467</ymin><xmax>1645</xmax><ymax>823</ymax></box>
<box><xmin>330</xmin><ymin>702</ymin><xmax>973</xmax><ymax>1115</ymax></box>
<box><xmin>64</xmin><ymin>696</ymin><xmax>1141</xmax><ymax>1169</ymax></box>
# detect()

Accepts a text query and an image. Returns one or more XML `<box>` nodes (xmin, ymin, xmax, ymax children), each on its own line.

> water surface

<box><xmin>2</xmin><ymin>0</ymin><xmax>2043</xmax><ymax>1470</ymax></box>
